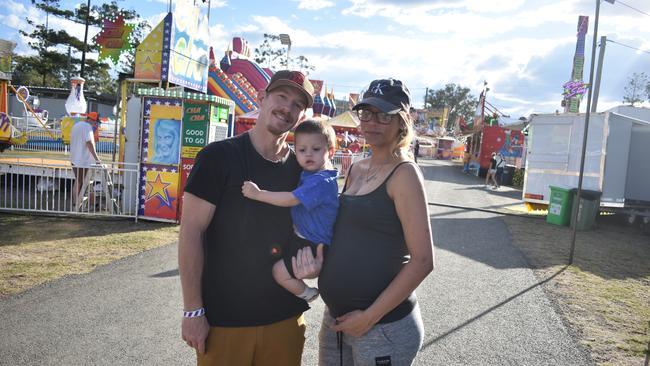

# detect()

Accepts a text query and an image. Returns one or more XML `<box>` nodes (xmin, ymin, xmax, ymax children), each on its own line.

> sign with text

<box><xmin>177</xmin><ymin>157</ymin><xmax>195</xmax><ymax>221</ymax></box>
<box><xmin>182</xmin><ymin>102</ymin><xmax>209</xmax><ymax>148</ymax></box>
<box><xmin>168</xmin><ymin>0</ymin><xmax>210</xmax><ymax>93</ymax></box>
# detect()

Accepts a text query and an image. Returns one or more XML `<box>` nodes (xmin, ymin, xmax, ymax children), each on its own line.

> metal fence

<box><xmin>331</xmin><ymin>152</ymin><xmax>366</xmax><ymax>177</ymax></box>
<box><xmin>0</xmin><ymin>158</ymin><xmax>139</xmax><ymax>218</ymax></box>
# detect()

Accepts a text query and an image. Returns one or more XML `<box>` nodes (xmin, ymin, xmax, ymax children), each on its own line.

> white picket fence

<box><xmin>0</xmin><ymin>157</ymin><xmax>139</xmax><ymax>218</ymax></box>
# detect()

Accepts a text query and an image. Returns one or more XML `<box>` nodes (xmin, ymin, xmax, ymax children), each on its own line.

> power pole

<box><xmin>569</xmin><ymin>0</ymin><xmax>601</xmax><ymax>265</ymax></box>
<box><xmin>80</xmin><ymin>0</ymin><xmax>91</xmax><ymax>78</ymax></box>
<box><xmin>591</xmin><ymin>36</ymin><xmax>607</xmax><ymax>113</ymax></box>
<box><xmin>424</xmin><ymin>87</ymin><xmax>429</xmax><ymax>109</ymax></box>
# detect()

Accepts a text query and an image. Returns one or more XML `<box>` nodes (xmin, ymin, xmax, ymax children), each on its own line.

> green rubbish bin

<box><xmin>570</xmin><ymin>189</ymin><xmax>602</xmax><ymax>231</ymax></box>
<box><xmin>499</xmin><ymin>165</ymin><xmax>515</xmax><ymax>186</ymax></box>
<box><xmin>547</xmin><ymin>186</ymin><xmax>574</xmax><ymax>226</ymax></box>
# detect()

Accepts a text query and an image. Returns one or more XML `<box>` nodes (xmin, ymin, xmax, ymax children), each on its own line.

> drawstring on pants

<box><xmin>336</xmin><ymin>330</ymin><xmax>343</xmax><ymax>366</ymax></box>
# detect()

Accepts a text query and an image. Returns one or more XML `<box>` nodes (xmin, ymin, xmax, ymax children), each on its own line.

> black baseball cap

<box><xmin>353</xmin><ymin>78</ymin><xmax>411</xmax><ymax>114</ymax></box>
<box><xmin>265</xmin><ymin>70</ymin><xmax>315</xmax><ymax>108</ymax></box>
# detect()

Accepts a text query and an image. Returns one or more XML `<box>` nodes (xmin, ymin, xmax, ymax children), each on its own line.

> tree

<box><xmin>425</xmin><ymin>84</ymin><xmax>478</xmax><ymax>130</ymax></box>
<box><xmin>294</xmin><ymin>55</ymin><xmax>315</xmax><ymax>76</ymax></box>
<box><xmin>254</xmin><ymin>34</ymin><xmax>285</xmax><ymax>70</ymax></box>
<box><xmin>622</xmin><ymin>72</ymin><xmax>648</xmax><ymax>106</ymax></box>
<box><xmin>14</xmin><ymin>0</ymin><xmax>148</xmax><ymax>95</ymax></box>
<box><xmin>253</xmin><ymin>33</ymin><xmax>315</xmax><ymax>75</ymax></box>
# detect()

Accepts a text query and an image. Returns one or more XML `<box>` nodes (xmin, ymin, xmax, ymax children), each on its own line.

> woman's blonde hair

<box><xmin>393</xmin><ymin>110</ymin><xmax>414</xmax><ymax>158</ymax></box>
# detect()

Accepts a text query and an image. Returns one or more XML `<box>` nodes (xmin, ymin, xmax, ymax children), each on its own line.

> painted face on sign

<box><xmin>152</xmin><ymin>119</ymin><xmax>180</xmax><ymax>165</ymax></box>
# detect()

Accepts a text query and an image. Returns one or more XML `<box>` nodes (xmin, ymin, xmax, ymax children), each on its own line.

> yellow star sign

<box><xmin>146</xmin><ymin>172</ymin><xmax>172</xmax><ymax>207</ymax></box>
<box><xmin>139</xmin><ymin>55</ymin><xmax>156</xmax><ymax>73</ymax></box>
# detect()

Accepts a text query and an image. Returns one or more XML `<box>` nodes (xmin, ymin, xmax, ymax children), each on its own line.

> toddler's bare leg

<box><xmin>272</xmin><ymin>260</ymin><xmax>319</xmax><ymax>302</ymax></box>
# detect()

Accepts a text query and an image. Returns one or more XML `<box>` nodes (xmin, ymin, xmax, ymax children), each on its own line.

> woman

<box><xmin>485</xmin><ymin>152</ymin><xmax>499</xmax><ymax>188</ymax></box>
<box><xmin>316</xmin><ymin>78</ymin><xmax>434</xmax><ymax>365</ymax></box>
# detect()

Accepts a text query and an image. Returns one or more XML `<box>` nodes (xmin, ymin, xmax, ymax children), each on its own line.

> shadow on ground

<box><xmin>421</xmin><ymin>265</ymin><xmax>569</xmax><ymax>350</ymax></box>
<box><xmin>433</xmin><ymin>213</ymin><xmax>649</xmax><ymax>280</ymax></box>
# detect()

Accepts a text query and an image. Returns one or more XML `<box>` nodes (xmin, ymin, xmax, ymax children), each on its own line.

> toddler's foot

<box><xmin>298</xmin><ymin>287</ymin><xmax>319</xmax><ymax>302</ymax></box>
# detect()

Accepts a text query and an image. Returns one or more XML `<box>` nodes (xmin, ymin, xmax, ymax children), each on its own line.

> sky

<box><xmin>1</xmin><ymin>0</ymin><xmax>649</xmax><ymax>120</ymax></box>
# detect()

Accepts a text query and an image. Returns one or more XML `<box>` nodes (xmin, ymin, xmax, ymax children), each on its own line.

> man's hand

<box><xmin>242</xmin><ymin>181</ymin><xmax>261</xmax><ymax>199</ymax></box>
<box><xmin>182</xmin><ymin>316</ymin><xmax>210</xmax><ymax>354</ymax></box>
<box><xmin>292</xmin><ymin>244</ymin><xmax>324</xmax><ymax>279</ymax></box>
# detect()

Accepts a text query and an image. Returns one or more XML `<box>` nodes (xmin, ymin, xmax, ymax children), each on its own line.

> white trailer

<box><xmin>523</xmin><ymin>106</ymin><xmax>650</xmax><ymax>225</ymax></box>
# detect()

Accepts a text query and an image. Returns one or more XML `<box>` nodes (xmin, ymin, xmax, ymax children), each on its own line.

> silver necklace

<box><xmin>261</xmin><ymin>145</ymin><xmax>288</xmax><ymax>163</ymax></box>
<box><xmin>365</xmin><ymin>161</ymin><xmax>385</xmax><ymax>183</ymax></box>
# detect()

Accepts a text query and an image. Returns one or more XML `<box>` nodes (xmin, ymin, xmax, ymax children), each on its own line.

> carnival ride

<box><xmin>208</xmin><ymin>43</ymin><xmax>259</xmax><ymax>115</ymax></box>
<box><xmin>0</xmin><ymin>38</ymin><xmax>54</xmax><ymax>150</ymax></box>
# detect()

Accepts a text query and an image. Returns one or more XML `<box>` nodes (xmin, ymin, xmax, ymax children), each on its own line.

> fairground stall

<box><xmin>0</xmin><ymin>0</ymin><xmax>235</xmax><ymax>222</ymax></box>
<box><xmin>523</xmin><ymin>106</ymin><xmax>650</xmax><ymax>226</ymax></box>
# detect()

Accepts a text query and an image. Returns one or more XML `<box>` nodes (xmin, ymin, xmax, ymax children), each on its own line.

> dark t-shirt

<box><xmin>183</xmin><ymin>133</ymin><xmax>308</xmax><ymax>327</ymax></box>
<box><xmin>319</xmin><ymin>162</ymin><xmax>416</xmax><ymax>324</ymax></box>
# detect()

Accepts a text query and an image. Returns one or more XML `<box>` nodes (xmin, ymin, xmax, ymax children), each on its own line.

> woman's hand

<box><xmin>331</xmin><ymin>310</ymin><xmax>377</xmax><ymax>337</ymax></box>
<box><xmin>292</xmin><ymin>244</ymin><xmax>324</xmax><ymax>279</ymax></box>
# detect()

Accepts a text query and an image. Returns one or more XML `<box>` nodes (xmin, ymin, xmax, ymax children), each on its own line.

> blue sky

<box><xmin>1</xmin><ymin>0</ymin><xmax>649</xmax><ymax>119</ymax></box>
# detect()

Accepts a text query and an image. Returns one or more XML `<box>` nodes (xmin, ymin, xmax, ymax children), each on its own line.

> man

<box><xmin>69</xmin><ymin>111</ymin><xmax>101</xmax><ymax>210</ymax></box>
<box><xmin>495</xmin><ymin>152</ymin><xmax>506</xmax><ymax>188</ymax></box>
<box><xmin>179</xmin><ymin>70</ymin><xmax>323</xmax><ymax>366</ymax></box>
<box><xmin>462</xmin><ymin>149</ymin><xmax>471</xmax><ymax>173</ymax></box>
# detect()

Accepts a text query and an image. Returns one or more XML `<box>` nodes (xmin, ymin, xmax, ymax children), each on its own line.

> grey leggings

<box><xmin>318</xmin><ymin>304</ymin><xmax>424</xmax><ymax>366</ymax></box>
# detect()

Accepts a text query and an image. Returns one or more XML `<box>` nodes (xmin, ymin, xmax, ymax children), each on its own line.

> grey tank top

<box><xmin>319</xmin><ymin>161</ymin><xmax>416</xmax><ymax>323</ymax></box>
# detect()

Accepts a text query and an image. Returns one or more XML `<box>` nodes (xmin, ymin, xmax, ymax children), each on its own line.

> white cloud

<box><xmin>144</xmin><ymin>12</ymin><xmax>168</xmax><ymax>30</ymax></box>
<box><xmin>292</xmin><ymin>0</ymin><xmax>336</xmax><ymax>11</ymax></box>
<box><xmin>150</xmin><ymin>0</ymin><xmax>226</xmax><ymax>10</ymax></box>
<box><xmin>234</xmin><ymin>5</ymin><xmax>617</xmax><ymax>114</ymax></box>
<box><xmin>6</xmin><ymin>0</ymin><xmax>648</xmax><ymax>116</ymax></box>
<box><xmin>7</xmin><ymin>0</ymin><xmax>27</xmax><ymax>14</ymax></box>
<box><xmin>209</xmin><ymin>0</ymin><xmax>228</xmax><ymax>8</ymax></box>
<box><xmin>209</xmin><ymin>23</ymin><xmax>229</xmax><ymax>53</ymax></box>
<box><xmin>462</xmin><ymin>0</ymin><xmax>526</xmax><ymax>13</ymax></box>
<box><xmin>342</xmin><ymin>0</ymin><xmax>584</xmax><ymax>39</ymax></box>
<box><xmin>233</xmin><ymin>24</ymin><xmax>260</xmax><ymax>33</ymax></box>
<box><xmin>3</xmin><ymin>14</ymin><xmax>23</xmax><ymax>30</ymax></box>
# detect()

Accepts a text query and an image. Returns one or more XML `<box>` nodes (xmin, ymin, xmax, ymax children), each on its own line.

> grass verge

<box><xmin>0</xmin><ymin>213</ymin><xmax>179</xmax><ymax>297</ymax></box>
<box><xmin>503</xmin><ymin>215</ymin><xmax>650</xmax><ymax>366</ymax></box>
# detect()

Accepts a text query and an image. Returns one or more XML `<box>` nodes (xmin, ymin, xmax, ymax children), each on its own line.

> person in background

<box><xmin>413</xmin><ymin>139</ymin><xmax>420</xmax><ymax>163</ymax></box>
<box><xmin>495</xmin><ymin>152</ymin><xmax>506</xmax><ymax>188</ymax></box>
<box><xmin>462</xmin><ymin>149</ymin><xmax>471</xmax><ymax>173</ymax></box>
<box><xmin>485</xmin><ymin>152</ymin><xmax>499</xmax><ymax>189</ymax></box>
<box><xmin>69</xmin><ymin>111</ymin><xmax>101</xmax><ymax>209</ymax></box>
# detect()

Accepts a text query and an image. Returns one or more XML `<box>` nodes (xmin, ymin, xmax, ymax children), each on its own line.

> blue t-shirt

<box><xmin>291</xmin><ymin>169</ymin><xmax>339</xmax><ymax>245</ymax></box>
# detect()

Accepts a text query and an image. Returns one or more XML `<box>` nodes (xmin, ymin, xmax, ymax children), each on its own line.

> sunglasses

<box><xmin>355</xmin><ymin>109</ymin><xmax>397</xmax><ymax>125</ymax></box>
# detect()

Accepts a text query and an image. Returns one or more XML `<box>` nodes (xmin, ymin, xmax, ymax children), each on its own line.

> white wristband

<box><xmin>183</xmin><ymin>307</ymin><xmax>205</xmax><ymax>318</ymax></box>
